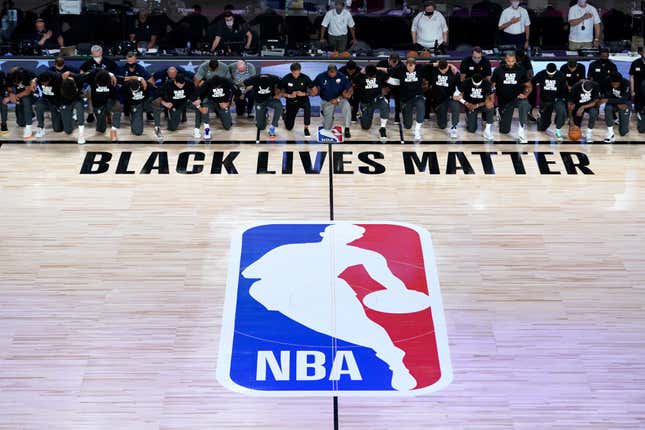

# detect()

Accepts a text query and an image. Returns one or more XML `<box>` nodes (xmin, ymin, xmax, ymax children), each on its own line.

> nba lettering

<box><xmin>503</xmin><ymin>73</ymin><xmax>517</xmax><ymax>85</ymax></box>
<box><xmin>217</xmin><ymin>222</ymin><xmax>453</xmax><ymax>396</ymax></box>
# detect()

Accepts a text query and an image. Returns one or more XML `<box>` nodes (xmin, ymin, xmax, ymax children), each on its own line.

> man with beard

<box><xmin>491</xmin><ymin>51</ymin><xmax>532</xmax><ymax>143</ymax></box>
<box><xmin>339</xmin><ymin>60</ymin><xmax>362</xmax><ymax>122</ymax></box>
<box><xmin>601</xmin><ymin>72</ymin><xmax>631</xmax><ymax>142</ymax></box>
<box><xmin>280</xmin><ymin>63</ymin><xmax>314</xmax><ymax>137</ymax></box>
<box><xmin>313</xmin><ymin>65</ymin><xmax>352</xmax><ymax>139</ymax></box>
<box><xmin>454</xmin><ymin>73</ymin><xmax>494</xmax><ymax>140</ymax></box>
<box><xmin>244</xmin><ymin>73</ymin><xmax>282</xmax><ymax>139</ymax></box>
<box><xmin>352</xmin><ymin>64</ymin><xmax>390</xmax><ymax>140</ymax></box>
<box><xmin>532</xmin><ymin>62</ymin><xmax>568</xmax><ymax>140</ymax></box>
<box><xmin>58</xmin><ymin>74</ymin><xmax>86</xmax><ymax>144</ymax></box>
<box><xmin>569</xmin><ymin>79</ymin><xmax>600</xmax><ymax>142</ymax></box>
<box><xmin>80</xmin><ymin>69</ymin><xmax>121</xmax><ymax>141</ymax></box>
<box><xmin>427</xmin><ymin>59</ymin><xmax>460</xmax><ymax>139</ymax></box>
<box><xmin>193</xmin><ymin>74</ymin><xmax>236</xmax><ymax>140</ymax></box>
<box><xmin>460</xmin><ymin>46</ymin><xmax>492</xmax><ymax>81</ymax></box>
<box><xmin>389</xmin><ymin>57</ymin><xmax>427</xmax><ymax>141</ymax></box>
<box><xmin>560</xmin><ymin>58</ymin><xmax>586</xmax><ymax>100</ymax></box>
<box><xmin>34</xmin><ymin>70</ymin><xmax>63</xmax><ymax>138</ymax></box>
<box><xmin>120</xmin><ymin>77</ymin><xmax>162</xmax><ymax>140</ymax></box>
<box><xmin>587</xmin><ymin>48</ymin><xmax>617</xmax><ymax>85</ymax></box>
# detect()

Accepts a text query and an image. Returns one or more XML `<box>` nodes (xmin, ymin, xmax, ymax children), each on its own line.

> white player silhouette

<box><xmin>242</xmin><ymin>223</ymin><xmax>425</xmax><ymax>391</ymax></box>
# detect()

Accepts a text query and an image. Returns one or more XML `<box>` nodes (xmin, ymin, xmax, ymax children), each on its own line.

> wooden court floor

<box><xmin>0</xmin><ymin>142</ymin><xmax>644</xmax><ymax>430</ymax></box>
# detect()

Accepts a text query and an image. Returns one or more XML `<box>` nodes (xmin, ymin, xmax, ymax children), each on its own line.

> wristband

<box><xmin>459</xmin><ymin>98</ymin><xmax>466</xmax><ymax>105</ymax></box>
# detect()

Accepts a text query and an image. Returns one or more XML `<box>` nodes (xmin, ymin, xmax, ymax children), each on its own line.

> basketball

<box><xmin>568</xmin><ymin>126</ymin><xmax>582</xmax><ymax>141</ymax></box>
<box><xmin>420</xmin><ymin>50</ymin><xmax>432</xmax><ymax>58</ymax></box>
<box><xmin>407</xmin><ymin>50</ymin><xmax>419</xmax><ymax>58</ymax></box>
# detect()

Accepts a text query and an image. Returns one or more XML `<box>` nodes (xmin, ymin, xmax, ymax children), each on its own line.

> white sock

<box><xmin>555</xmin><ymin>128</ymin><xmax>560</xmax><ymax>132</ymax></box>
<box><xmin>111</xmin><ymin>126</ymin><xmax>117</xmax><ymax>131</ymax></box>
<box><xmin>78</xmin><ymin>125</ymin><xmax>85</xmax><ymax>134</ymax></box>
<box><xmin>518</xmin><ymin>124</ymin><xmax>524</xmax><ymax>132</ymax></box>
<box><xmin>414</xmin><ymin>122</ymin><xmax>422</xmax><ymax>132</ymax></box>
<box><xmin>205</xmin><ymin>124</ymin><xmax>210</xmax><ymax>130</ymax></box>
<box><xmin>485</xmin><ymin>123</ymin><xmax>492</xmax><ymax>132</ymax></box>
<box><xmin>380</xmin><ymin>118</ymin><xmax>387</xmax><ymax>128</ymax></box>
<box><xmin>607</xmin><ymin>126</ymin><xmax>613</xmax><ymax>134</ymax></box>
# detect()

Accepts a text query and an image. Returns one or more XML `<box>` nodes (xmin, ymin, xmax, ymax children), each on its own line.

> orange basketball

<box><xmin>340</xmin><ymin>51</ymin><xmax>351</xmax><ymax>57</ymax></box>
<box><xmin>407</xmin><ymin>50</ymin><xmax>419</xmax><ymax>58</ymax></box>
<box><xmin>330</xmin><ymin>51</ymin><xmax>339</xmax><ymax>57</ymax></box>
<box><xmin>420</xmin><ymin>50</ymin><xmax>432</xmax><ymax>58</ymax></box>
<box><xmin>568</xmin><ymin>126</ymin><xmax>581</xmax><ymax>141</ymax></box>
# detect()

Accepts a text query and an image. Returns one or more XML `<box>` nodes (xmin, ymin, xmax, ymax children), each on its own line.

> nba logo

<box><xmin>317</xmin><ymin>125</ymin><xmax>344</xmax><ymax>143</ymax></box>
<box><xmin>217</xmin><ymin>222</ymin><xmax>452</xmax><ymax>396</ymax></box>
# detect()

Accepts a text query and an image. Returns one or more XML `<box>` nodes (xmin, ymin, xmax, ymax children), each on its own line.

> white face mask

<box><xmin>578</xmin><ymin>0</ymin><xmax>586</xmax><ymax>6</ymax></box>
<box><xmin>511</xmin><ymin>1</ymin><xmax>519</xmax><ymax>8</ymax></box>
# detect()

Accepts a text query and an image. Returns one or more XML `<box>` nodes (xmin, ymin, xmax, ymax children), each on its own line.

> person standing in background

<box><xmin>498</xmin><ymin>0</ymin><xmax>531</xmax><ymax>49</ymax></box>
<box><xmin>411</xmin><ymin>1</ymin><xmax>448</xmax><ymax>51</ymax></box>
<box><xmin>567</xmin><ymin>0</ymin><xmax>601</xmax><ymax>50</ymax></box>
<box><xmin>320</xmin><ymin>0</ymin><xmax>356</xmax><ymax>52</ymax></box>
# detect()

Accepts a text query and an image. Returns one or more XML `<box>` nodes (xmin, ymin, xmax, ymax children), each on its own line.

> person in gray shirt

<box><xmin>229</xmin><ymin>60</ymin><xmax>257</xmax><ymax>118</ymax></box>
<box><xmin>194</xmin><ymin>59</ymin><xmax>231</xmax><ymax>87</ymax></box>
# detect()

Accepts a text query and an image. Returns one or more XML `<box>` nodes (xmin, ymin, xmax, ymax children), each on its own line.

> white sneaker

<box><xmin>413</xmin><ymin>130</ymin><xmax>422</xmax><ymax>141</ymax></box>
<box><xmin>484</xmin><ymin>127</ymin><xmax>493</xmax><ymax>141</ymax></box>
<box><xmin>586</xmin><ymin>129</ymin><xmax>593</xmax><ymax>142</ymax></box>
<box><xmin>35</xmin><ymin>127</ymin><xmax>45</xmax><ymax>138</ymax></box>
<box><xmin>603</xmin><ymin>130</ymin><xmax>615</xmax><ymax>143</ymax></box>
<box><xmin>23</xmin><ymin>125</ymin><xmax>32</xmax><ymax>139</ymax></box>
<box><xmin>193</xmin><ymin>128</ymin><xmax>201</xmax><ymax>139</ymax></box>
<box><xmin>204</xmin><ymin>126</ymin><xmax>212</xmax><ymax>140</ymax></box>
<box><xmin>77</xmin><ymin>133</ymin><xmax>86</xmax><ymax>144</ymax></box>
<box><xmin>449</xmin><ymin>127</ymin><xmax>458</xmax><ymax>139</ymax></box>
<box><xmin>517</xmin><ymin>126</ymin><xmax>527</xmax><ymax>144</ymax></box>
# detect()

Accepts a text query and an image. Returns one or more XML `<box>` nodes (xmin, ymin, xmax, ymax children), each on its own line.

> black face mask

<box><xmin>425</xmin><ymin>11</ymin><xmax>434</xmax><ymax>16</ymax></box>
<box><xmin>567</xmin><ymin>61</ymin><xmax>577</xmax><ymax>68</ymax></box>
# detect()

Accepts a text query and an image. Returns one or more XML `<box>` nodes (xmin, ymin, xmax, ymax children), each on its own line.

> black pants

<box><xmin>500</xmin><ymin>32</ymin><xmax>526</xmax><ymax>50</ymax></box>
<box><xmin>359</xmin><ymin>97</ymin><xmax>389</xmax><ymax>130</ymax></box>
<box><xmin>15</xmin><ymin>94</ymin><xmax>35</xmax><ymax>127</ymax></box>
<box><xmin>537</xmin><ymin>99</ymin><xmax>567</xmax><ymax>131</ymax></box>
<box><xmin>387</xmin><ymin>86</ymin><xmax>401</xmax><ymax>122</ymax></box>
<box><xmin>499</xmin><ymin>99</ymin><xmax>530</xmax><ymax>134</ymax></box>
<box><xmin>284</xmin><ymin>97</ymin><xmax>311</xmax><ymax>130</ymax></box>
<box><xmin>401</xmin><ymin>95</ymin><xmax>425</xmax><ymax>129</ymax></box>
<box><xmin>60</xmin><ymin>100</ymin><xmax>85</xmax><ymax>135</ymax></box>
<box><xmin>196</xmin><ymin>101</ymin><xmax>233</xmax><ymax>130</ymax></box>
<box><xmin>572</xmin><ymin>105</ymin><xmax>598</xmax><ymax>128</ymax></box>
<box><xmin>35</xmin><ymin>98</ymin><xmax>63</xmax><ymax>131</ymax></box>
<box><xmin>95</xmin><ymin>99</ymin><xmax>122</xmax><ymax>133</ymax></box>
<box><xmin>130</xmin><ymin>98</ymin><xmax>161</xmax><ymax>136</ymax></box>
<box><xmin>254</xmin><ymin>98</ymin><xmax>282</xmax><ymax>130</ymax></box>
<box><xmin>234</xmin><ymin>90</ymin><xmax>254</xmax><ymax>116</ymax></box>
<box><xmin>429</xmin><ymin>99</ymin><xmax>460</xmax><ymax>129</ymax></box>
<box><xmin>638</xmin><ymin>109</ymin><xmax>645</xmax><ymax>133</ymax></box>
<box><xmin>605</xmin><ymin>104</ymin><xmax>630</xmax><ymax>136</ymax></box>
<box><xmin>465</xmin><ymin>106</ymin><xmax>493</xmax><ymax>132</ymax></box>
<box><xmin>347</xmin><ymin>94</ymin><xmax>359</xmax><ymax>121</ymax></box>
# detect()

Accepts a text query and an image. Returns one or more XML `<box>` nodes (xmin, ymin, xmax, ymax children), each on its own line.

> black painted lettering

<box><xmin>502</xmin><ymin>151</ymin><xmax>528</xmax><ymax>174</ymax></box>
<box><xmin>140</xmin><ymin>152</ymin><xmax>169</xmax><ymax>174</ymax></box>
<box><xmin>534</xmin><ymin>152</ymin><xmax>561</xmax><ymax>175</ymax></box>
<box><xmin>560</xmin><ymin>152</ymin><xmax>594</xmax><ymax>175</ymax></box>
<box><xmin>257</xmin><ymin>151</ymin><xmax>276</xmax><ymax>174</ymax></box>
<box><xmin>282</xmin><ymin>152</ymin><xmax>293</xmax><ymax>175</ymax></box>
<box><xmin>177</xmin><ymin>151</ymin><xmax>205</xmax><ymax>174</ymax></box>
<box><xmin>402</xmin><ymin>152</ymin><xmax>439</xmax><ymax>174</ymax></box>
<box><xmin>446</xmin><ymin>152</ymin><xmax>475</xmax><ymax>174</ymax></box>
<box><xmin>471</xmin><ymin>151</ymin><xmax>497</xmax><ymax>174</ymax></box>
<box><xmin>115</xmin><ymin>151</ymin><xmax>135</xmax><ymax>174</ymax></box>
<box><xmin>357</xmin><ymin>151</ymin><xmax>385</xmax><ymax>174</ymax></box>
<box><xmin>80</xmin><ymin>151</ymin><xmax>112</xmax><ymax>174</ymax></box>
<box><xmin>211</xmin><ymin>151</ymin><xmax>239</xmax><ymax>174</ymax></box>
<box><xmin>333</xmin><ymin>151</ymin><xmax>353</xmax><ymax>174</ymax></box>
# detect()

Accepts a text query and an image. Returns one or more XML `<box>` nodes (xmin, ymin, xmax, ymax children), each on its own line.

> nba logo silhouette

<box><xmin>317</xmin><ymin>125</ymin><xmax>343</xmax><ymax>143</ymax></box>
<box><xmin>217</xmin><ymin>222</ymin><xmax>452</xmax><ymax>396</ymax></box>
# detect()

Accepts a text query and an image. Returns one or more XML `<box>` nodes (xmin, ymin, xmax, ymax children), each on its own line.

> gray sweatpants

<box><xmin>537</xmin><ymin>100</ymin><xmax>567</xmax><ymax>131</ymax></box>
<box><xmin>60</xmin><ymin>100</ymin><xmax>85</xmax><ymax>135</ymax></box>
<box><xmin>465</xmin><ymin>107</ymin><xmax>493</xmax><ymax>133</ymax></box>
<box><xmin>499</xmin><ymin>98</ymin><xmax>530</xmax><ymax>134</ymax></box>
<box><xmin>196</xmin><ymin>101</ymin><xmax>232</xmax><ymax>130</ymax></box>
<box><xmin>94</xmin><ymin>99</ymin><xmax>122</xmax><ymax>133</ymax></box>
<box><xmin>254</xmin><ymin>98</ymin><xmax>282</xmax><ymax>130</ymax></box>
<box><xmin>401</xmin><ymin>95</ymin><xmax>425</xmax><ymax>129</ymax></box>
<box><xmin>130</xmin><ymin>98</ymin><xmax>161</xmax><ymax>136</ymax></box>
<box><xmin>605</xmin><ymin>104</ymin><xmax>630</xmax><ymax>136</ymax></box>
<box><xmin>359</xmin><ymin>97</ymin><xmax>389</xmax><ymax>130</ymax></box>
<box><xmin>321</xmin><ymin>98</ymin><xmax>351</xmax><ymax>130</ymax></box>
<box><xmin>35</xmin><ymin>98</ymin><xmax>63</xmax><ymax>131</ymax></box>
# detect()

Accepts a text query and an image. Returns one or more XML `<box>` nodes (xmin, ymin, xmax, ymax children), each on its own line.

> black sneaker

<box><xmin>247</xmin><ymin>113</ymin><xmax>254</xmax><ymax>120</ymax></box>
<box><xmin>181</xmin><ymin>111</ymin><xmax>187</xmax><ymax>123</ymax></box>
<box><xmin>379</xmin><ymin>127</ymin><xmax>387</xmax><ymax>140</ymax></box>
<box><xmin>86</xmin><ymin>113</ymin><xmax>95</xmax><ymax>123</ymax></box>
<box><xmin>0</xmin><ymin>123</ymin><xmax>7</xmax><ymax>134</ymax></box>
<box><xmin>344</xmin><ymin>128</ymin><xmax>351</xmax><ymax>138</ymax></box>
<box><xmin>304</xmin><ymin>127</ymin><xmax>310</xmax><ymax>137</ymax></box>
<box><xmin>146</xmin><ymin>112</ymin><xmax>154</xmax><ymax>121</ymax></box>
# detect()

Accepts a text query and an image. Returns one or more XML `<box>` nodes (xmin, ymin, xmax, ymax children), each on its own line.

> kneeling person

<box><xmin>532</xmin><ymin>62</ymin><xmax>567</xmax><ymax>140</ymax></box>
<box><xmin>34</xmin><ymin>70</ymin><xmax>63</xmax><ymax>138</ymax></box>
<box><xmin>121</xmin><ymin>77</ymin><xmax>162</xmax><ymax>139</ymax></box>
<box><xmin>353</xmin><ymin>64</ymin><xmax>390</xmax><ymax>140</ymax></box>
<box><xmin>427</xmin><ymin>60</ymin><xmax>461</xmax><ymax>139</ymax></box>
<box><xmin>390</xmin><ymin>57</ymin><xmax>426</xmax><ymax>140</ymax></box>
<box><xmin>280</xmin><ymin>63</ymin><xmax>314</xmax><ymax>137</ymax></box>
<box><xmin>569</xmin><ymin>79</ymin><xmax>600</xmax><ymax>142</ymax></box>
<box><xmin>193</xmin><ymin>75</ymin><xmax>236</xmax><ymax>140</ymax></box>
<box><xmin>244</xmin><ymin>73</ymin><xmax>282</xmax><ymax>139</ymax></box>
<box><xmin>455</xmin><ymin>73</ymin><xmax>494</xmax><ymax>140</ymax></box>
<box><xmin>491</xmin><ymin>51</ymin><xmax>532</xmax><ymax>143</ymax></box>
<box><xmin>81</xmin><ymin>69</ymin><xmax>121</xmax><ymax>141</ymax></box>
<box><xmin>160</xmin><ymin>74</ymin><xmax>197</xmax><ymax>134</ymax></box>
<box><xmin>601</xmin><ymin>72</ymin><xmax>630</xmax><ymax>142</ymax></box>
<box><xmin>58</xmin><ymin>74</ymin><xmax>86</xmax><ymax>143</ymax></box>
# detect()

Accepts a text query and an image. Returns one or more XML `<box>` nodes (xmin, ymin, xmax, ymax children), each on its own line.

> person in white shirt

<box><xmin>320</xmin><ymin>0</ymin><xmax>357</xmax><ymax>52</ymax></box>
<box><xmin>411</xmin><ymin>1</ymin><xmax>448</xmax><ymax>50</ymax></box>
<box><xmin>498</xmin><ymin>0</ymin><xmax>531</xmax><ymax>50</ymax></box>
<box><xmin>568</xmin><ymin>0</ymin><xmax>601</xmax><ymax>50</ymax></box>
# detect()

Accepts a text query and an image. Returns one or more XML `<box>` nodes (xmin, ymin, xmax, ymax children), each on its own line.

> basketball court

<box><xmin>1</xmin><ymin>137</ymin><xmax>644</xmax><ymax>429</ymax></box>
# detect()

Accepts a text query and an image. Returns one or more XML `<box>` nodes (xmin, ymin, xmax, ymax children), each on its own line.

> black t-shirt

<box><xmin>79</xmin><ymin>70</ymin><xmax>118</xmax><ymax>108</ymax></box>
<box><xmin>59</xmin><ymin>75</ymin><xmax>83</xmax><ymax>104</ymax></box>
<box><xmin>161</xmin><ymin>80</ymin><xmax>197</xmax><ymax>108</ymax></box>
<box><xmin>49</xmin><ymin>65</ymin><xmax>78</xmax><ymax>74</ymax></box>
<box><xmin>601</xmin><ymin>78</ymin><xmax>630</xmax><ymax>105</ymax></box>
<box><xmin>279</xmin><ymin>73</ymin><xmax>313</xmax><ymax>103</ymax></box>
<box><xmin>119</xmin><ymin>79</ymin><xmax>151</xmax><ymax>105</ymax></box>
<box><xmin>37</xmin><ymin>72</ymin><xmax>62</xmax><ymax>105</ymax></box>
<box><xmin>560</xmin><ymin>63</ymin><xmax>586</xmax><ymax>89</ymax></box>
<box><xmin>587</xmin><ymin>59</ymin><xmax>617</xmax><ymax>84</ymax></box>
<box><xmin>531</xmin><ymin>70</ymin><xmax>567</xmax><ymax>103</ymax></box>
<box><xmin>215</xmin><ymin>21</ymin><xmax>248</xmax><ymax>44</ymax></box>
<box><xmin>9</xmin><ymin>68</ymin><xmax>35</xmax><ymax>93</ymax></box>
<box><xmin>427</xmin><ymin>67</ymin><xmax>459</xmax><ymax>104</ymax></box>
<box><xmin>80</xmin><ymin>57</ymin><xmax>118</xmax><ymax>74</ymax></box>
<box><xmin>243</xmin><ymin>74</ymin><xmax>280</xmax><ymax>103</ymax></box>
<box><xmin>570</xmin><ymin>80</ymin><xmax>600</xmax><ymax>107</ymax></box>
<box><xmin>352</xmin><ymin>71</ymin><xmax>388</xmax><ymax>103</ymax></box>
<box><xmin>198</xmin><ymin>76</ymin><xmax>235</xmax><ymax>103</ymax></box>
<box><xmin>132</xmin><ymin>18</ymin><xmax>156</xmax><ymax>42</ymax></box>
<box><xmin>491</xmin><ymin>64</ymin><xmax>529</xmax><ymax>106</ymax></box>
<box><xmin>629</xmin><ymin>57</ymin><xmax>645</xmax><ymax>93</ymax></box>
<box><xmin>338</xmin><ymin>65</ymin><xmax>362</xmax><ymax>83</ymax></box>
<box><xmin>459</xmin><ymin>56</ymin><xmax>492</xmax><ymax>79</ymax></box>
<box><xmin>33</xmin><ymin>28</ymin><xmax>60</xmax><ymax>49</ymax></box>
<box><xmin>390</xmin><ymin>65</ymin><xmax>426</xmax><ymax>102</ymax></box>
<box><xmin>459</xmin><ymin>78</ymin><xmax>493</xmax><ymax>104</ymax></box>
<box><xmin>0</xmin><ymin>71</ymin><xmax>7</xmax><ymax>96</ymax></box>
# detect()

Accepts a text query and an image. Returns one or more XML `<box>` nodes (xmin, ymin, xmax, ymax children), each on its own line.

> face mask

<box><xmin>335</xmin><ymin>7</ymin><xmax>343</xmax><ymax>14</ymax></box>
<box><xmin>226</xmin><ymin>20</ymin><xmax>233</xmax><ymax>27</ymax></box>
<box><xmin>601</xmin><ymin>58</ymin><xmax>609</xmax><ymax>64</ymax></box>
<box><xmin>472</xmin><ymin>57</ymin><xmax>481</xmax><ymax>64</ymax></box>
<box><xmin>425</xmin><ymin>11</ymin><xmax>434</xmax><ymax>16</ymax></box>
<box><xmin>567</xmin><ymin>61</ymin><xmax>577</xmax><ymax>68</ymax></box>
<box><xmin>93</xmin><ymin>56</ymin><xmax>101</xmax><ymax>63</ymax></box>
<box><xmin>511</xmin><ymin>1</ymin><xmax>519</xmax><ymax>8</ymax></box>
<box><xmin>578</xmin><ymin>0</ymin><xmax>586</xmax><ymax>5</ymax></box>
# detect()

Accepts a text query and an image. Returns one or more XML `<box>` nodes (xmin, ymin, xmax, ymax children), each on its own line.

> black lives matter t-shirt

<box><xmin>198</xmin><ymin>76</ymin><xmax>235</xmax><ymax>103</ymax></box>
<box><xmin>491</xmin><ymin>64</ymin><xmax>529</xmax><ymax>106</ymax></box>
<box><xmin>161</xmin><ymin>79</ymin><xmax>197</xmax><ymax>108</ymax></box>
<box><xmin>531</xmin><ymin>70</ymin><xmax>567</xmax><ymax>103</ymax></box>
<box><xmin>601</xmin><ymin>78</ymin><xmax>630</xmax><ymax>105</ymax></box>
<box><xmin>570</xmin><ymin>80</ymin><xmax>600</xmax><ymax>107</ymax></box>
<box><xmin>244</xmin><ymin>74</ymin><xmax>280</xmax><ymax>103</ymax></box>
<box><xmin>427</xmin><ymin>67</ymin><xmax>459</xmax><ymax>104</ymax></box>
<box><xmin>352</xmin><ymin>71</ymin><xmax>388</xmax><ymax>103</ymax></box>
<box><xmin>390</xmin><ymin>65</ymin><xmax>426</xmax><ymax>102</ymax></box>
<box><xmin>460</xmin><ymin>78</ymin><xmax>493</xmax><ymax>104</ymax></box>
<box><xmin>279</xmin><ymin>73</ymin><xmax>313</xmax><ymax>103</ymax></box>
